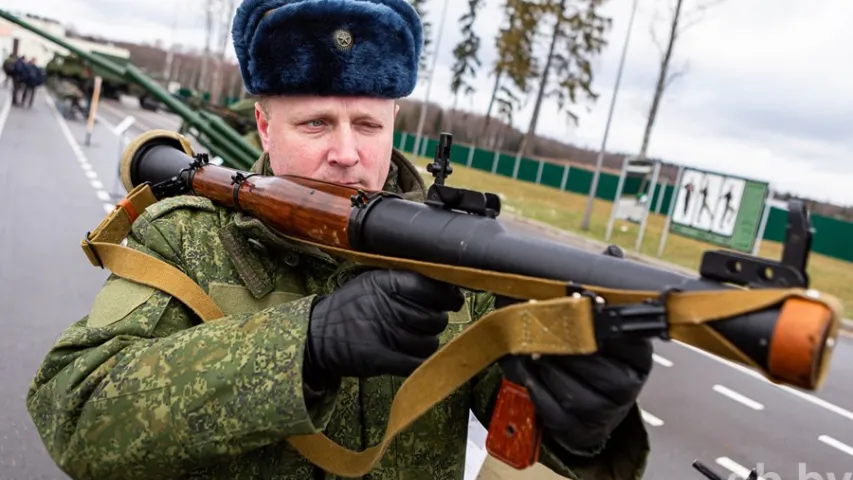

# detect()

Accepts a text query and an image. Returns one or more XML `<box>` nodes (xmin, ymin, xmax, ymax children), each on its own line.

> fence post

<box><xmin>634</xmin><ymin>160</ymin><xmax>661</xmax><ymax>252</ymax></box>
<box><xmin>605</xmin><ymin>157</ymin><xmax>630</xmax><ymax>242</ymax></box>
<box><xmin>657</xmin><ymin>165</ymin><xmax>684</xmax><ymax>257</ymax></box>
<box><xmin>535</xmin><ymin>160</ymin><xmax>545</xmax><ymax>184</ymax></box>
<box><xmin>654</xmin><ymin>181</ymin><xmax>666</xmax><ymax>214</ymax></box>
<box><xmin>512</xmin><ymin>151</ymin><xmax>521</xmax><ymax>179</ymax></box>
<box><xmin>560</xmin><ymin>165</ymin><xmax>571</xmax><ymax>190</ymax></box>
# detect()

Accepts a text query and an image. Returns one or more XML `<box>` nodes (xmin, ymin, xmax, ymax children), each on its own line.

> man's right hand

<box><xmin>303</xmin><ymin>269</ymin><xmax>464</xmax><ymax>385</ymax></box>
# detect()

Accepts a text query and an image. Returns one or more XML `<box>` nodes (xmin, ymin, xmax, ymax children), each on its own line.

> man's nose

<box><xmin>327</xmin><ymin>126</ymin><xmax>359</xmax><ymax>167</ymax></box>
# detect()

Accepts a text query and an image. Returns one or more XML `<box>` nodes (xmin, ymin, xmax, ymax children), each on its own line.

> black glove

<box><xmin>302</xmin><ymin>269</ymin><xmax>464</xmax><ymax>389</ymax></box>
<box><xmin>497</xmin><ymin>242</ymin><xmax>652</xmax><ymax>453</ymax></box>
<box><xmin>499</xmin><ymin>337</ymin><xmax>653</xmax><ymax>453</ymax></box>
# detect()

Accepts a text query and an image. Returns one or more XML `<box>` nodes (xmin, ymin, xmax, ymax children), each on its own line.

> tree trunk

<box><xmin>477</xmin><ymin>2</ymin><xmax>518</xmax><ymax>149</ymax></box>
<box><xmin>476</xmin><ymin>69</ymin><xmax>503</xmax><ymax>149</ymax></box>
<box><xmin>638</xmin><ymin>0</ymin><xmax>683</xmax><ymax>160</ymax></box>
<box><xmin>517</xmin><ymin>0</ymin><xmax>564</xmax><ymax>159</ymax></box>
<box><xmin>199</xmin><ymin>0</ymin><xmax>215</xmax><ymax>94</ymax></box>
<box><xmin>211</xmin><ymin>0</ymin><xmax>239</xmax><ymax>105</ymax></box>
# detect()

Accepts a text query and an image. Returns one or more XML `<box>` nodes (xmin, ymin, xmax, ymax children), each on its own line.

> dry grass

<box><xmin>411</xmin><ymin>156</ymin><xmax>852</xmax><ymax>317</ymax></box>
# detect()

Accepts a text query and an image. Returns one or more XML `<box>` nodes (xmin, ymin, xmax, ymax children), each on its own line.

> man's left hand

<box><xmin>499</xmin><ymin>336</ymin><xmax>653</xmax><ymax>454</ymax></box>
<box><xmin>497</xmin><ymin>243</ymin><xmax>653</xmax><ymax>454</ymax></box>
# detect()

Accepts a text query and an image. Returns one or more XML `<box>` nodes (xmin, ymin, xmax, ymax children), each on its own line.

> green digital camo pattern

<box><xmin>26</xmin><ymin>149</ymin><xmax>649</xmax><ymax>480</ymax></box>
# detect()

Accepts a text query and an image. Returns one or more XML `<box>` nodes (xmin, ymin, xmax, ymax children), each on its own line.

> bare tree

<box><xmin>449</xmin><ymin>0</ymin><xmax>484</xmax><ymax>110</ymax></box>
<box><xmin>210</xmin><ymin>0</ymin><xmax>239</xmax><ymax>104</ymax></box>
<box><xmin>478</xmin><ymin>0</ymin><xmax>541</xmax><ymax>150</ymax></box>
<box><xmin>197</xmin><ymin>0</ymin><xmax>217</xmax><ymax>93</ymax></box>
<box><xmin>515</xmin><ymin>0</ymin><xmax>611</xmax><ymax>160</ymax></box>
<box><xmin>637</xmin><ymin>0</ymin><xmax>724</xmax><ymax>161</ymax></box>
<box><xmin>408</xmin><ymin>0</ymin><xmax>434</xmax><ymax>73</ymax></box>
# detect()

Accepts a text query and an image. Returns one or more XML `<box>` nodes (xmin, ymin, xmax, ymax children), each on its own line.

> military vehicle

<box><xmin>45</xmin><ymin>51</ymin><xmax>171</xmax><ymax>112</ymax></box>
<box><xmin>171</xmin><ymin>89</ymin><xmax>261</xmax><ymax>151</ymax></box>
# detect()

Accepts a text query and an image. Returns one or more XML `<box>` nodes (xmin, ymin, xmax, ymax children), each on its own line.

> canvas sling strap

<box><xmin>81</xmin><ymin>182</ymin><xmax>843</xmax><ymax>478</ymax></box>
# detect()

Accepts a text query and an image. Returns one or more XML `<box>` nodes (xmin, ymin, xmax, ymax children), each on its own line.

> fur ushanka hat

<box><xmin>232</xmin><ymin>0</ymin><xmax>424</xmax><ymax>98</ymax></box>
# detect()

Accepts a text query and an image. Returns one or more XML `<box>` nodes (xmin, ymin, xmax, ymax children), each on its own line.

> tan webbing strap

<box><xmin>252</xmin><ymin>235</ymin><xmax>842</xmax><ymax>477</ymax></box>
<box><xmin>283</xmin><ymin>285</ymin><xmax>840</xmax><ymax>477</ymax></box>
<box><xmin>79</xmin><ymin>185</ymin><xmax>843</xmax><ymax>478</ymax></box>
<box><xmin>80</xmin><ymin>184</ymin><xmax>225</xmax><ymax>322</ymax></box>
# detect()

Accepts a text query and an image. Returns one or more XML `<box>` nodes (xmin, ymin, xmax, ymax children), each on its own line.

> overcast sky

<box><xmin>2</xmin><ymin>0</ymin><xmax>851</xmax><ymax>206</ymax></box>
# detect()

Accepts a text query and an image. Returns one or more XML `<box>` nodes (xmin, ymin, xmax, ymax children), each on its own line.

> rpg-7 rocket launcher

<box><xmin>90</xmin><ymin>129</ymin><xmax>841</xmax><ymax>479</ymax></box>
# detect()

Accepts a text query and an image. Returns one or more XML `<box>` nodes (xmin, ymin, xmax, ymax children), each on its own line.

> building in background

<box><xmin>0</xmin><ymin>12</ymin><xmax>128</xmax><ymax>66</ymax></box>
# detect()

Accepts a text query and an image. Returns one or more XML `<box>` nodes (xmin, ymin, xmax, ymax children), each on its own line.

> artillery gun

<box><xmin>172</xmin><ymin>91</ymin><xmax>262</xmax><ymax>151</ymax></box>
<box><xmin>45</xmin><ymin>51</ymin><xmax>132</xmax><ymax>100</ymax></box>
<box><xmin>0</xmin><ymin>8</ymin><xmax>260</xmax><ymax>171</ymax></box>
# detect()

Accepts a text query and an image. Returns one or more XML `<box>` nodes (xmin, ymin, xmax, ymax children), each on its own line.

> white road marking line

<box><xmin>99</xmin><ymin>102</ymin><xmax>155</xmax><ymax>131</ymax></box>
<box><xmin>45</xmin><ymin>94</ymin><xmax>110</xmax><ymax>215</ymax></box>
<box><xmin>0</xmin><ymin>90</ymin><xmax>12</xmax><ymax>142</ymax></box>
<box><xmin>95</xmin><ymin>114</ymin><xmax>119</xmax><ymax>135</ymax></box>
<box><xmin>819</xmin><ymin>435</ymin><xmax>853</xmax><ymax>457</ymax></box>
<box><xmin>713</xmin><ymin>384</ymin><xmax>764</xmax><ymax>410</ymax></box>
<box><xmin>640</xmin><ymin>409</ymin><xmax>664</xmax><ymax>426</ymax></box>
<box><xmin>715</xmin><ymin>457</ymin><xmax>766</xmax><ymax>480</ymax></box>
<box><xmin>653</xmin><ymin>353</ymin><xmax>673</xmax><ymax>367</ymax></box>
<box><xmin>675</xmin><ymin>340</ymin><xmax>853</xmax><ymax>421</ymax></box>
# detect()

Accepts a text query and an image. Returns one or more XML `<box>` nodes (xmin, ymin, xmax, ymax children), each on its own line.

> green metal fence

<box><xmin>394</xmin><ymin>131</ymin><xmax>853</xmax><ymax>264</ymax></box>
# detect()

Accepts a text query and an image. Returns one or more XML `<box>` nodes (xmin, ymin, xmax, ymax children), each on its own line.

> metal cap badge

<box><xmin>333</xmin><ymin>29</ymin><xmax>353</xmax><ymax>50</ymax></box>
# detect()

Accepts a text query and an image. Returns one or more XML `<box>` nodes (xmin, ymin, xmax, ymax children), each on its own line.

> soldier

<box><xmin>53</xmin><ymin>78</ymin><xmax>87</xmax><ymax>120</ymax></box>
<box><xmin>2</xmin><ymin>53</ymin><xmax>16</xmax><ymax>88</ymax></box>
<box><xmin>20</xmin><ymin>59</ymin><xmax>45</xmax><ymax>108</ymax></box>
<box><xmin>26</xmin><ymin>1</ymin><xmax>653</xmax><ymax>479</ymax></box>
<box><xmin>10</xmin><ymin>55</ymin><xmax>26</xmax><ymax>106</ymax></box>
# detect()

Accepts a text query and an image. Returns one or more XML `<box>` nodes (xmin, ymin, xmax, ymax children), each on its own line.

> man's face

<box><xmin>256</xmin><ymin>95</ymin><xmax>399</xmax><ymax>191</ymax></box>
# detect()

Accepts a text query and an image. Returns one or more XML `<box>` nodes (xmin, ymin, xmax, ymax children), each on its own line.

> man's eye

<box><xmin>305</xmin><ymin>120</ymin><xmax>325</xmax><ymax>127</ymax></box>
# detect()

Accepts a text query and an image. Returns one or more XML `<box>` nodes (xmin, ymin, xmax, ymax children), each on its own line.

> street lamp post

<box><xmin>411</xmin><ymin>0</ymin><xmax>450</xmax><ymax>162</ymax></box>
<box><xmin>581</xmin><ymin>0</ymin><xmax>639</xmax><ymax>231</ymax></box>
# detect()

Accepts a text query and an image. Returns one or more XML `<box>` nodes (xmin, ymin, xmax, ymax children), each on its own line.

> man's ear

<box><xmin>394</xmin><ymin>102</ymin><xmax>400</xmax><ymax>117</ymax></box>
<box><xmin>255</xmin><ymin>102</ymin><xmax>271</xmax><ymax>152</ymax></box>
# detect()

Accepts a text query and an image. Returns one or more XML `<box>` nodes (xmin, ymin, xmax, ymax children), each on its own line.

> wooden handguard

<box><xmin>485</xmin><ymin>379</ymin><xmax>543</xmax><ymax>469</ymax></box>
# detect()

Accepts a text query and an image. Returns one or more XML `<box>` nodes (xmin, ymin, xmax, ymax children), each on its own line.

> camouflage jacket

<box><xmin>26</xmin><ymin>150</ymin><xmax>649</xmax><ymax>480</ymax></box>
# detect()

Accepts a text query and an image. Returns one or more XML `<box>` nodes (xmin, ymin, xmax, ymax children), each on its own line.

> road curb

<box><xmin>500</xmin><ymin>212</ymin><xmax>853</xmax><ymax>334</ymax></box>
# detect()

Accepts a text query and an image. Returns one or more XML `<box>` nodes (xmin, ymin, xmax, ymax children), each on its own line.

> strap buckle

<box><xmin>567</xmin><ymin>283</ymin><xmax>675</xmax><ymax>342</ymax></box>
<box><xmin>83</xmin><ymin>231</ymin><xmax>104</xmax><ymax>269</ymax></box>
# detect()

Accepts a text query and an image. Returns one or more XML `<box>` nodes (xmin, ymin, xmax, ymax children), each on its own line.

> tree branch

<box><xmin>678</xmin><ymin>0</ymin><xmax>725</xmax><ymax>35</ymax></box>
<box><xmin>649</xmin><ymin>10</ymin><xmax>665</xmax><ymax>57</ymax></box>
<box><xmin>664</xmin><ymin>59</ymin><xmax>689</xmax><ymax>90</ymax></box>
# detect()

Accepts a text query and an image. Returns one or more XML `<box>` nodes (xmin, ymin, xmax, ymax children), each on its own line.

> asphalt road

<box><xmin>1</xmin><ymin>89</ymin><xmax>852</xmax><ymax>480</ymax></box>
